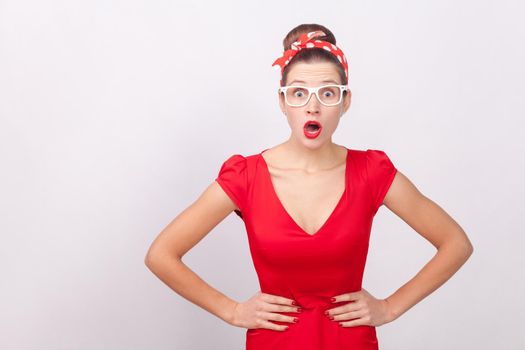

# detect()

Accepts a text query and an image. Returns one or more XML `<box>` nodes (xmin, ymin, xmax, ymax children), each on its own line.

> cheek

<box><xmin>284</xmin><ymin>113</ymin><xmax>294</xmax><ymax>126</ymax></box>
<box><xmin>285</xmin><ymin>113</ymin><xmax>305</xmax><ymax>133</ymax></box>
<box><xmin>327</xmin><ymin>113</ymin><xmax>342</xmax><ymax>128</ymax></box>
<box><xmin>319</xmin><ymin>116</ymin><xmax>342</xmax><ymax>135</ymax></box>
<box><xmin>285</xmin><ymin>111</ymin><xmax>298</xmax><ymax>123</ymax></box>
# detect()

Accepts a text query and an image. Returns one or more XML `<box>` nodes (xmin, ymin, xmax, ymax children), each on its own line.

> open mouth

<box><xmin>303</xmin><ymin>120</ymin><xmax>322</xmax><ymax>138</ymax></box>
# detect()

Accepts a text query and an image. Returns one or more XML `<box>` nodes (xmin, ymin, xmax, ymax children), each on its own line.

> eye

<box><xmin>320</xmin><ymin>86</ymin><xmax>338</xmax><ymax>98</ymax></box>
<box><xmin>291</xmin><ymin>87</ymin><xmax>308</xmax><ymax>98</ymax></box>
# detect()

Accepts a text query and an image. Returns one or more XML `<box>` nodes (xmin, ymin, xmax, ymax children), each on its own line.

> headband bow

<box><xmin>272</xmin><ymin>30</ymin><xmax>349</xmax><ymax>86</ymax></box>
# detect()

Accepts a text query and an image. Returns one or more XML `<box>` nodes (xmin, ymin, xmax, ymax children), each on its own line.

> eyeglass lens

<box><xmin>285</xmin><ymin>85</ymin><xmax>342</xmax><ymax>106</ymax></box>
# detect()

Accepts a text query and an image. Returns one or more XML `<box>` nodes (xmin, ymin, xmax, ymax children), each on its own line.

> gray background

<box><xmin>1</xmin><ymin>0</ymin><xmax>523</xmax><ymax>349</ymax></box>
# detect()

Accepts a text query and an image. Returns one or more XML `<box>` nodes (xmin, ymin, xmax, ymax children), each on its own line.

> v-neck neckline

<box><xmin>259</xmin><ymin>147</ymin><xmax>350</xmax><ymax>237</ymax></box>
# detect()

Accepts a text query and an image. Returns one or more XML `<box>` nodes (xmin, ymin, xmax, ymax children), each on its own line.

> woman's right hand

<box><xmin>231</xmin><ymin>291</ymin><xmax>301</xmax><ymax>331</ymax></box>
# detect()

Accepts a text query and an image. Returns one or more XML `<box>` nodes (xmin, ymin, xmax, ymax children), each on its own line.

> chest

<box><xmin>266</xmin><ymin>164</ymin><xmax>346</xmax><ymax>236</ymax></box>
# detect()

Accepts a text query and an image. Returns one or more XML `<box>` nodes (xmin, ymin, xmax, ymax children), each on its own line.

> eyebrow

<box><xmin>289</xmin><ymin>79</ymin><xmax>339</xmax><ymax>85</ymax></box>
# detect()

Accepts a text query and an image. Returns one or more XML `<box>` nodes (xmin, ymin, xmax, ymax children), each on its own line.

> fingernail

<box><xmin>293</xmin><ymin>317</ymin><xmax>298</xmax><ymax>323</ymax></box>
<box><xmin>291</xmin><ymin>301</ymin><xmax>297</xmax><ymax>305</ymax></box>
<box><xmin>331</xmin><ymin>297</ymin><xmax>336</xmax><ymax>302</ymax></box>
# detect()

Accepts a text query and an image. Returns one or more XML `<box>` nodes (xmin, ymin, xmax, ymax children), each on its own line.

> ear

<box><xmin>278</xmin><ymin>90</ymin><xmax>287</xmax><ymax>115</ymax></box>
<box><xmin>342</xmin><ymin>89</ymin><xmax>352</xmax><ymax>114</ymax></box>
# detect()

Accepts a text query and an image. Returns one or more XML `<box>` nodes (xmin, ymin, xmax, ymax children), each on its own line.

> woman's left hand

<box><xmin>325</xmin><ymin>288</ymin><xmax>395</xmax><ymax>327</ymax></box>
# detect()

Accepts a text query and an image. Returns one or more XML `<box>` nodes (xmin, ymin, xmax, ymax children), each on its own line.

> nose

<box><xmin>305</xmin><ymin>91</ymin><xmax>321</xmax><ymax>114</ymax></box>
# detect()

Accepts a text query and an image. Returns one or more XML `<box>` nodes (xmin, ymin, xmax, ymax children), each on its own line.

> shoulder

<box><xmin>364</xmin><ymin>149</ymin><xmax>396</xmax><ymax>170</ymax></box>
<box><xmin>345</xmin><ymin>148</ymin><xmax>394</xmax><ymax>164</ymax></box>
<box><xmin>216</xmin><ymin>152</ymin><xmax>265</xmax><ymax>187</ymax></box>
<box><xmin>215</xmin><ymin>154</ymin><xmax>251</xmax><ymax>218</ymax></box>
<box><xmin>346</xmin><ymin>148</ymin><xmax>397</xmax><ymax>184</ymax></box>
<box><xmin>220</xmin><ymin>153</ymin><xmax>247</xmax><ymax>166</ymax></box>
<box><xmin>218</xmin><ymin>153</ymin><xmax>255</xmax><ymax>175</ymax></box>
<box><xmin>346</xmin><ymin>148</ymin><xmax>391</xmax><ymax>157</ymax></box>
<box><xmin>365</xmin><ymin>148</ymin><xmax>391</xmax><ymax>160</ymax></box>
<box><xmin>216</xmin><ymin>154</ymin><xmax>248</xmax><ymax>186</ymax></box>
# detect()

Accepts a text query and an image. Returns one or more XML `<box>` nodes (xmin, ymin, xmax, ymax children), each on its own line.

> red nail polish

<box><xmin>292</xmin><ymin>301</ymin><xmax>297</xmax><ymax>305</ymax></box>
<box><xmin>331</xmin><ymin>297</ymin><xmax>336</xmax><ymax>302</ymax></box>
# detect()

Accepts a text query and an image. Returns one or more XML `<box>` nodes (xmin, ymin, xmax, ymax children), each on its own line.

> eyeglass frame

<box><xmin>278</xmin><ymin>84</ymin><xmax>350</xmax><ymax>107</ymax></box>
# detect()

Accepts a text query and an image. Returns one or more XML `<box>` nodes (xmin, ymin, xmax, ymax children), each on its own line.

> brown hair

<box><xmin>280</xmin><ymin>23</ymin><xmax>348</xmax><ymax>88</ymax></box>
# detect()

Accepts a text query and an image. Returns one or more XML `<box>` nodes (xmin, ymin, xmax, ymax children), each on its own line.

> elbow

<box><xmin>457</xmin><ymin>239</ymin><xmax>474</xmax><ymax>261</ymax></box>
<box><xmin>461</xmin><ymin>233</ymin><xmax>474</xmax><ymax>257</ymax></box>
<box><xmin>465</xmin><ymin>241</ymin><xmax>474</xmax><ymax>257</ymax></box>
<box><xmin>144</xmin><ymin>250</ymin><xmax>155</xmax><ymax>269</ymax></box>
<box><xmin>451</xmin><ymin>229</ymin><xmax>474</xmax><ymax>259</ymax></box>
<box><xmin>439</xmin><ymin>236</ymin><xmax>474</xmax><ymax>262</ymax></box>
<box><xmin>144</xmin><ymin>246</ymin><xmax>162</xmax><ymax>269</ymax></box>
<box><xmin>144</xmin><ymin>246</ymin><xmax>181</xmax><ymax>270</ymax></box>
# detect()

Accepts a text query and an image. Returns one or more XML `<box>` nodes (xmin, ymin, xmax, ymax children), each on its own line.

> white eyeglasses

<box><xmin>278</xmin><ymin>84</ymin><xmax>349</xmax><ymax>107</ymax></box>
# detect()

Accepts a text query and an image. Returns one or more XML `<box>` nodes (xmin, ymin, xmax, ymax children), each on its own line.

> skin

<box><xmin>144</xmin><ymin>60</ymin><xmax>474</xmax><ymax>333</ymax></box>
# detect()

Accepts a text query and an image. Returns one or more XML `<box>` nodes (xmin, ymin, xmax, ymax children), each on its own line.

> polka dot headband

<box><xmin>272</xmin><ymin>30</ymin><xmax>349</xmax><ymax>86</ymax></box>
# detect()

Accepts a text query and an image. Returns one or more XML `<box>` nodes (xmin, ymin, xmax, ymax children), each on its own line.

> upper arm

<box><xmin>146</xmin><ymin>153</ymin><xmax>248</xmax><ymax>262</ymax></box>
<box><xmin>145</xmin><ymin>180</ymin><xmax>239</xmax><ymax>262</ymax></box>
<box><xmin>382</xmin><ymin>171</ymin><xmax>473</xmax><ymax>251</ymax></box>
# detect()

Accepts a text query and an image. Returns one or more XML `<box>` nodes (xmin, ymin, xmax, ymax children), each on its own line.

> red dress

<box><xmin>215</xmin><ymin>147</ymin><xmax>397</xmax><ymax>350</ymax></box>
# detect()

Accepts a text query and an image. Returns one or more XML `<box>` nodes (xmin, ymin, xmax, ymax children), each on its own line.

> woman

<box><xmin>145</xmin><ymin>24</ymin><xmax>474</xmax><ymax>349</ymax></box>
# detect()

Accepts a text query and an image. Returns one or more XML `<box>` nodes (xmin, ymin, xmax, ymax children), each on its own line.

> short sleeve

<box><xmin>366</xmin><ymin>149</ymin><xmax>398</xmax><ymax>213</ymax></box>
<box><xmin>214</xmin><ymin>154</ymin><xmax>248</xmax><ymax>217</ymax></box>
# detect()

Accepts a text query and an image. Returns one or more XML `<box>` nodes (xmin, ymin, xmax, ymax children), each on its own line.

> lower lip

<box><xmin>303</xmin><ymin>125</ymin><xmax>322</xmax><ymax>138</ymax></box>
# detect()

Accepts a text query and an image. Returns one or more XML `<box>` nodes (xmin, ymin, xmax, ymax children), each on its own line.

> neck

<box><xmin>280</xmin><ymin>139</ymin><xmax>343</xmax><ymax>172</ymax></box>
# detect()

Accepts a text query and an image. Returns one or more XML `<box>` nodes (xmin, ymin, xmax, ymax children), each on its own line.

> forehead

<box><xmin>287</xmin><ymin>61</ymin><xmax>340</xmax><ymax>85</ymax></box>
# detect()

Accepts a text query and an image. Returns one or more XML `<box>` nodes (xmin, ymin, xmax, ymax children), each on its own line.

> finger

<box><xmin>264</xmin><ymin>302</ymin><xmax>301</xmax><ymax>314</ymax></box>
<box><xmin>326</xmin><ymin>300</ymin><xmax>361</xmax><ymax>316</ymax></box>
<box><xmin>339</xmin><ymin>316</ymin><xmax>368</xmax><ymax>328</ymax></box>
<box><xmin>256</xmin><ymin>319</ymin><xmax>289</xmax><ymax>332</ymax></box>
<box><xmin>261</xmin><ymin>293</ymin><xmax>297</xmax><ymax>307</ymax></box>
<box><xmin>331</xmin><ymin>290</ymin><xmax>360</xmax><ymax>303</ymax></box>
<box><xmin>258</xmin><ymin>310</ymin><xmax>298</xmax><ymax>324</ymax></box>
<box><xmin>331</xmin><ymin>309</ymin><xmax>364</xmax><ymax>322</ymax></box>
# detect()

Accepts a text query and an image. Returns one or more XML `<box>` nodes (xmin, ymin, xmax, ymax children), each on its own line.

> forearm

<box><xmin>385</xmin><ymin>237</ymin><xmax>473</xmax><ymax>321</ymax></box>
<box><xmin>145</xmin><ymin>251</ymin><xmax>238</xmax><ymax>325</ymax></box>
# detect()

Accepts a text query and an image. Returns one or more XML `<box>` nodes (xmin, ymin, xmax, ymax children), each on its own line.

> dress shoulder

<box><xmin>215</xmin><ymin>154</ymin><xmax>248</xmax><ymax>218</ymax></box>
<box><xmin>365</xmin><ymin>149</ymin><xmax>398</xmax><ymax>214</ymax></box>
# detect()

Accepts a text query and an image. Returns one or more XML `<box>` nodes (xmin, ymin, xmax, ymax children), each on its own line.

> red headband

<box><xmin>271</xmin><ymin>30</ymin><xmax>349</xmax><ymax>86</ymax></box>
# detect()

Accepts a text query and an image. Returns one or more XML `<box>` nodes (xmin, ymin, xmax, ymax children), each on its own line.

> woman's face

<box><xmin>279</xmin><ymin>61</ymin><xmax>351</xmax><ymax>145</ymax></box>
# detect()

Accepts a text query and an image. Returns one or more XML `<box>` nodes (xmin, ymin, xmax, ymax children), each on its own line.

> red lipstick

<box><xmin>303</xmin><ymin>120</ymin><xmax>322</xmax><ymax>138</ymax></box>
